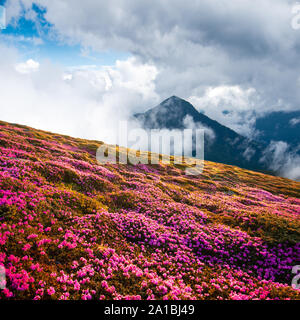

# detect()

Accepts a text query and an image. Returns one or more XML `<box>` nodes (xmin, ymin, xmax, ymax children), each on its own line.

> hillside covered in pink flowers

<box><xmin>0</xmin><ymin>120</ymin><xmax>299</xmax><ymax>300</ymax></box>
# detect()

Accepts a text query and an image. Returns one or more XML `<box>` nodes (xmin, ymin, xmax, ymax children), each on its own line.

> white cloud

<box><xmin>5</xmin><ymin>1</ymin><xmax>300</xmax><ymax>109</ymax></box>
<box><xmin>0</xmin><ymin>43</ymin><xmax>159</xmax><ymax>145</ymax></box>
<box><xmin>290</xmin><ymin>117</ymin><xmax>300</xmax><ymax>126</ymax></box>
<box><xmin>4</xmin><ymin>0</ymin><xmax>300</xmax><ymax>120</ymax></box>
<box><xmin>188</xmin><ymin>86</ymin><xmax>260</xmax><ymax>138</ymax></box>
<box><xmin>261</xmin><ymin>140</ymin><xmax>300</xmax><ymax>181</ymax></box>
<box><xmin>190</xmin><ymin>86</ymin><xmax>257</xmax><ymax>112</ymax></box>
<box><xmin>183</xmin><ymin>114</ymin><xmax>215</xmax><ymax>144</ymax></box>
<box><xmin>1</xmin><ymin>34</ymin><xmax>44</xmax><ymax>45</ymax></box>
<box><xmin>15</xmin><ymin>59</ymin><xmax>40</xmax><ymax>74</ymax></box>
<box><xmin>0</xmin><ymin>6</ymin><xmax>5</xmax><ymax>29</ymax></box>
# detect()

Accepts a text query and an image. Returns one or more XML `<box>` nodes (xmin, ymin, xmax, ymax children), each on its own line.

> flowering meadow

<box><xmin>0</xmin><ymin>120</ymin><xmax>299</xmax><ymax>300</ymax></box>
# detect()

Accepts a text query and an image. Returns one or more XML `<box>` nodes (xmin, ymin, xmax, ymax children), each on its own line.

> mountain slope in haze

<box><xmin>0</xmin><ymin>120</ymin><xmax>299</xmax><ymax>300</ymax></box>
<box><xmin>255</xmin><ymin>111</ymin><xmax>300</xmax><ymax>151</ymax></box>
<box><xmin>135</xmin><ymin>96</ymin><xmax>270</xmax><ymax>173</ymax></box>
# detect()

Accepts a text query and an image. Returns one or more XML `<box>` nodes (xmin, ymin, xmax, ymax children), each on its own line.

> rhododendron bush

<box><xmin>0</xmin><ymin>120</ymin><xmax>299</xmax><ymax>300</ymax></box>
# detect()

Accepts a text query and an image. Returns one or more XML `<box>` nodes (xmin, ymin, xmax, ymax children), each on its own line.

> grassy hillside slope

<box><xmin>0</xmin><ymin>120</ymin><xmax>299</xmax><ymax>300</ymax></box>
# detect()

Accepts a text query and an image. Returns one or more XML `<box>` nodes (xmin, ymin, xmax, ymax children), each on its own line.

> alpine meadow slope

<box><xmin>0</xmin><ymin>120</ymin><xmax>299</xmax><ymax>300</ymax></box>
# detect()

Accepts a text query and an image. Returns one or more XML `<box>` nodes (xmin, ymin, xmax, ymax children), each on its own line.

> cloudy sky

<box><xmin>0</xmin><ymin>0</ymin><xmax>300</xmax><ymax>143</ymax></box>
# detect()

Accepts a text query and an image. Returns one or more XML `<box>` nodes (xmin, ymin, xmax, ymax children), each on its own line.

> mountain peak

<box><xmin>135</xmin><ymin>96</ymin><xmax>207</xmax><ymax>131</ymax></box>
<box><xmin>165</xmin><ymin>95</ymin><xmax>182</xmax><ymax>101</ymax></box>
<box><xmin>134</xmin><ymin>96</ymin><xmax>270</xmax><ymax>173</ymax></box>
<box><xmin>162</xmin><ymin>95</ymin><xmax>188</xmax><ymax>105</ymax></box>
<box><xmin>159</xmin><ymin>96</ymin><xmax>198</xmax><ymax>114</ymax></box>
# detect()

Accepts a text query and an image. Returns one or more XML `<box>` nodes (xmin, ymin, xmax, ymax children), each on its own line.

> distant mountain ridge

<box><xmin>135</xmin><ymin>96</ymin><xmax>270</xmax><ymax>173</ymax></box>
